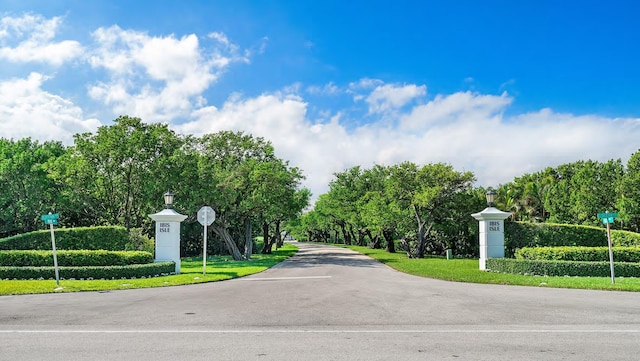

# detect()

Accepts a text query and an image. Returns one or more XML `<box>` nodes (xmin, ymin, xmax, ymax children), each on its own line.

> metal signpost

<box><xmin>197</xmin><ymin>206</ymin><xmax>215</xmax><ymax>276</ymax></box>
<box><xmin>40</xmin><ymin>212</ymin><xmax>61</xmax><ymax>287</ymax></box>
<box><xmin>597</xmin><ymin>211</ymin><xmax>618</xmax><ymax>284</ymax></box>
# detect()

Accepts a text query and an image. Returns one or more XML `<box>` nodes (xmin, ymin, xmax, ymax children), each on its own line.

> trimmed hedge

<box><xmin>0</xmin><ymin>262</ymin><xmax>175</xmax><ymax>280</ymax></box>
<box><xmin>516</xmin><ymin>246</ymin><xmax>640</xmax><ymax>263</ymax></box>
<box><xmin>504</xmin><ymin>222</ymin><xmax>640</xmax><ymax>257</ymax></box>
<box><xmin>0</xmin><ymin>226</ymin><xmax>129</xmax><ymax>251</ymax></box>
<box><xmin>612</xmin><ymin>229</ymin><xmax>640</xmax><ymax>247</ymax></box>
<box><xmin>486</xmin><ymin>258</ymin><xmax>640</xmax><ymax>277</ymax></box>
<box><xmin>0</xmin><ymin>250</ymin><xmax>153</xmax><ymax>267</ymax></box>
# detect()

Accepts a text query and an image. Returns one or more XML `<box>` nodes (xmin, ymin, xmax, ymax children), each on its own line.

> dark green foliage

<box><xmin>486</xmin><ymin>258</ymin><xmax>640</xmax><ymax>277</ymax></box>
<box><xmin>504</xmin><ymin>222</ymin><xmax>640</xmax><ymax>257</ymax></box>
<box><xmin>0</xmin><ymin>226</ymin><xmax>129</xmax><ymax>250</ymax></box>
<box><xmin>0</xmin><ymin>262</ymin><xmax>175</xmax><ymax>280</ymax></box>
<box><xmin>0</xmin><ymin>250</ymin><xmax>153</xmax><ymax>267</ymax></box>
<box><xmin>0</xmin><ymin>138</ymin><xmax>67</xmax><ymax>237</ymax></box>
<box><xmin>516</xmin><ymin>246</ymin><xmax>640</xmax><ymax>263</ymax></box>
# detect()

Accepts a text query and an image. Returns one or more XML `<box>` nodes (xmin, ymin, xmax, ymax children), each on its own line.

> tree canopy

<box><xmin>0</xmin><ymin>117</ymin><xmax>310</xmax><ymax>259</ymax></box>
<box><xmin>3</xmin><ymin>115</ymin><xmax>640</xmax><ymax>260</ymax></box>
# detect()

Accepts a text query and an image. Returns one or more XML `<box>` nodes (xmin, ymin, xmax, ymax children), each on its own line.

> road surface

<box><xmin>1</xmin><ymin>242</ymin><xmax>639</xmax><ymax>360</ymax></box>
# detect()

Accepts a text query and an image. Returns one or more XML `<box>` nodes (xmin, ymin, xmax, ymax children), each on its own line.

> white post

<box><xmin>197</xmin><ymin>206</ymin><xmax>215</xmax><ymax>276</ymax></box>
<box><xmin>49</xmin><ymin>223</ymin><xmax>60</xmax><ymax>287</ymax></box>
<box><xmin>203</xmin><ymin>213</ymin><xmax>208</xmax><ymax>276</ymax></box>
<box><xmin>606</xmin><ymin>222</ymin><xmax>615</xmax><ymax>284</ymax></box>
<box><xmin>149</xmin><ymin>209</ymin><xmax>187</xmax><ymax>273</ymax></box>
<box><xmin>472</xmin><ymin>207</ymin><xmax>511</xmax><ymax>271</ymax></box>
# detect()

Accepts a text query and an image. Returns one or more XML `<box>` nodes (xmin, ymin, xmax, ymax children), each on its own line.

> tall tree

<box><xmin>387</xmin><ymin>162</ymin><xmax>475</xmax><ymax>258</ymax></box>
<box><xmin>187</xmin><ymin>131</ymin><xmax>308</xmax><ymax>260</ymax></box>
<box><xmin>618</xmin><ymin>151</ymin><xmax>640</xmax><ymax>232</ymax></box>
<box><xmin>359</xmin><ymin>165</ymin><xmax>399</xmax><ymax>252</ymax></box>
<box><xmin>50</xmin><ymin>116</ymin><xmax>185</xmax><ymax>230</ymax></box>
<box><xmin>0</xmin><ymin>138</ymin><xmax>66</xmax><ymax>236</ymax></box>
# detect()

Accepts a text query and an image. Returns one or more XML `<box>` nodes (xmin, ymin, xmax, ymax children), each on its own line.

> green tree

<box><xmin>569</xmin><ymin>159</ymin><xmax>623</xmax><ymax>225</ymax></box>
<box><xmin>387</xmin><ymin>162</ymin><xmax>475</xmax><ymax>258</ymax></box>
<box><xmin>618</xmin><ymin>151</ymin><xmax>640</xmax><ymax>231</ymax></box>
<box><xmin>187</xmin><ymin>131</ymin><xmax>308</xmax><ymax>260</ymax></box>
<box><xmin>50</xmin><ymin>116</ymin><xmax>185</xmax><ymax>231</ymax></box>
<box><xmin>359</xmin><ymin>165</ymin><xmax>399</xmax><ymax>252</ymax></box>
<box><xmin>0</xmin><ymin>138</ymin><xmax>67</xmax><ymax>236</ymax></box>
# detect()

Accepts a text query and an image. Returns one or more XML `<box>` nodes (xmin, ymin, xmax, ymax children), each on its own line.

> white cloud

<box><xmin>174</xmin><ymin>83</ymin><xmax>640</xmax><ymax>201</ymax></box>
<box><xmin>88</xmin><ymin>26</ymin><xmax>248</xmax><ymax>122</ymax></box>
<box><xmin>0</xmin><ymin>14</ymin><xmax>637</xmax><ymax>203</ymax></box>
<box><xmin>399</xmin><ymin>91</ymin><xmax>511</xmax><ymax>131</ymax></box>
<box><xmin>0</xmin><ymin>73</ymin><xmax>101</xmax><ymax>144</ymax></box>
<box><xmin>0</xmin><ymin>13</ymin><xmax>82</xmax><ymax>66</ymax></box>
<box><xmin>365</xmin><ymin>83</ymin><xmax>427</xmax><ymax>114</ymax></box>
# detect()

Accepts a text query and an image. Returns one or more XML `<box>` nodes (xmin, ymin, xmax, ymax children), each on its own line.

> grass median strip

<box><xmin>0</xmin><ymin>244</ymin><xmax>298</xmax><ymax>296</ymax></box>
<box><xmin>341</xmin><ymin>245</ymin><xmax>640</xmax><ymax>292</ymax></box>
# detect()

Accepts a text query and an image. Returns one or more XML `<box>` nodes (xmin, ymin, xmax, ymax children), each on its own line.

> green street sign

<box><xmin>601</xmin><ymin>217</ymin><xmax>615</xmax><ymax>225</ymax></box>
<box><xmin>41</xmin><ymin>213</ymin><xmax>59</xmax><ymax>221</ymax></box>
<box><xmin>41</xmin><ymin>213</ymin><xmax>59</xmax><ymax>225</ymax></box>
<box><xmin>597</xmin><ymin>212</ymin><xmax>618</xmax><ymax>219</ymax></box>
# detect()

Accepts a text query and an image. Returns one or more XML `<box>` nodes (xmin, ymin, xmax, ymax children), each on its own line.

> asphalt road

<box><xmin>1</xmin><ymin>242</ymin><xmax>640</xmax><ymax>360</ymax></box>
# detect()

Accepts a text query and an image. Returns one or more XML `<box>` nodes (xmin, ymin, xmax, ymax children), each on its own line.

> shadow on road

<box><xmin>275</xmin><ymin>245</ymin><xmax>382</xmax><ymax>269</ymax></box>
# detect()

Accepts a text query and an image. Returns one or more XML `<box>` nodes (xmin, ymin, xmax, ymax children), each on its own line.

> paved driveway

<box><xmin>1</xmin><ymin>242</ymin><xmax>639</xmax><ymax>360</ymax></box>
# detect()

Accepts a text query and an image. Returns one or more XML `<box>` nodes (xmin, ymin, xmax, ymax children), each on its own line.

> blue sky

<box><xmin>1</xmin><ymin>0</ymin><xmax>640</xmax><ymax>199</ymax></box>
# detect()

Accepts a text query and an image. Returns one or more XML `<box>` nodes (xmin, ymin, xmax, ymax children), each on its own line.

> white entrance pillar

<box><xmin>471</xmin><ymin>207</ymin><xmax>511</xmax><ymax>271</ymax></box>
<box><xmin>149</xmin><ymin>208</ymin><xmax>187</xmax><ymax>273</ymax></box>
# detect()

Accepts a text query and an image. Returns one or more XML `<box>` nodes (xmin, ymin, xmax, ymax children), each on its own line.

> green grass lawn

<box><xmin>342</xmin><ymin>245</ymin><xmax>640</xmax><ymax>292</ymax></box>
<box><xmin>0</xmin><ymin>244</ymin><xmax>297</xmax><ymax>296</ymax></box>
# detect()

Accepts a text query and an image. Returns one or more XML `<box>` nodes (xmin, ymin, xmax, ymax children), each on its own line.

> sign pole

<box><xmin>598</xmin><ymin>211</ymin><xmax>618</xmax><ymax>284</ymax></box>
<box><xmin>49</xmin><ymin>221</ymin><xmax>60</xmax><ymax>287</ymax></box>
<box><xmin>197</xmin><ymin>206</ymin><xmax>215</xmax><ymax>277</ymax></box>
<box><xmin>606</xmin><ymin>221</ymin><xmax>615</xmax><ymax>284</ymax></box>
<box><xmin>203</xmin><ymin>212</ymin><xmax>208</xmax><ymax>276</ymax></box>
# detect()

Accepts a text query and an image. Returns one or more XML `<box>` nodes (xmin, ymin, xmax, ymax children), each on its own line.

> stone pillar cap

<box><xmin>149</xmin><ymin>208</ymin><xmax>188</xmax><ymax>222</ymax></box>
<box><xmin>471</xmin><ymin>207</ymin><xmax>511</xmax><ymax>221</ymax></box>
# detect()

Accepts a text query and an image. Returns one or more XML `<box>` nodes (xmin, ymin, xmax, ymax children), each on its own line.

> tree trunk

<box><xmin>274</xmin><ymin>221</ymin><xmax>283</xmax><ymax>249</ymax></box>
<box><xmin>212</xmin><ymin>224</ymin><xmax>244</xmax><ymax>260</ymax></box>
<box><xmin>261</xmin><ymin>221</ymin><xmax>272</xmax><ymax>254</ymax></box>
<box><xmin>244</xmin><ymin>218</ymin><xmax>252</xmax><ymax>260</ymax></box>
<box><xmin>339</xmin><ymin>222</ymin><xmax>351</xmax><ymax>245</ymax></box>
<box><xmin>383</xmin><ymin>229</ymin><xmax>396</xmax><ymax>253</ymax></box>
<box><xmin>415</xmin><ymin>223</ymin><xmax>433</xmax><ymax>258</ymax></box>
<box><xmin>366</xmin><ymin>229</ymin><xmax>381</xmax><ymax>249</ymax></box>
<box><xmin>413</xmin><ymin>204</ymin><xmax>430</xmax><ymax>258</ymax></box>
<box><xmin>400</xmin><ymin>238</ymin><xmax>413</xmax><ymax>258</ymax></box>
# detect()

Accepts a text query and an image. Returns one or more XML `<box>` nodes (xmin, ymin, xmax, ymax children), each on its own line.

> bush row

<box><xmin>0</xmin><ymin>226</ymin><xmax>130</xmax><ymax>251</ymax></box>
<box><xmin>486</xmin><ymin>258</ymin><xmax>640</xmax><ymax>277</ymax></box>
<box><xmin>516</xmin><ymin>246</ymin><xmax>640</xmax><ymax>263</ymax></box>
<box><xmin>0</xmin><ymin>250</ymin><xmax>153</xmax><ymax>267</ymax></box>
<box><xmin>504</xmin><ymin>222</ymin><xmax>640</xmax><ymax>256</ymax></box>
<box><xmin>0</xmin><ymin>262</ymin><xmax>175</xmax><ymax>280</ymax></box>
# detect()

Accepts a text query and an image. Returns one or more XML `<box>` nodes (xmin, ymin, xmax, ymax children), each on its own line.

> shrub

<box><xmin>504</xmin><ymin>222</ymin><xmax>640</xmax><ymax>257</ymax></box>
<box><xmin>0</xmin><ymin>250</ymin><xmax>153</xmax><ymax>267</ymax></box>
<box><xmin>611</xmin><ymin>230</ymin><xmax>640</xmax><ymax>247</ymax></box>
<box><xmin>516</xmin><ymin>246</ymin><xmax>640</xmax><ymax>263</ymax></box>
<box><xmin>0</xmin><ymin>226</ymin><xmax>129</xmax><ymax>251</ymax></box>
<box><xmin>486</xmin><ymin>258</ymin><xmax>640</xmax><ymax>277</ymax></box>
<box><xmin>0</xmin><ymin>262</ymin><xmax>175</xmax><ymax>280</ymax></box>
<box><xmin>125</xmin><ymin>228</ymin><xmax>155</xmax><ymax>254</ymax></box>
